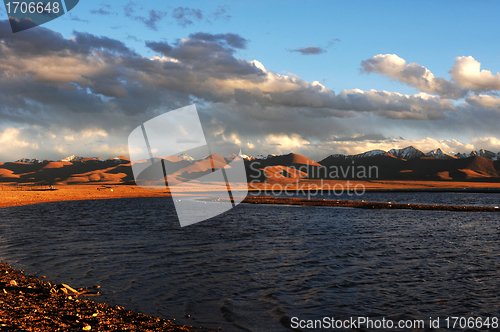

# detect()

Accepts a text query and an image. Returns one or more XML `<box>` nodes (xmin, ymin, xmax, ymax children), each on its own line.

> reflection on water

<box><xmin>0</xmin><ymin>194</ymin><xmax>500</xmax><ymax>331</ymax></box>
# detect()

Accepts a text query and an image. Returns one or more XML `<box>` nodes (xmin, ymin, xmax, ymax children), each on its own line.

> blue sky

<box><xmin>1</xmin><ymin>1</ymin><xmax>500</xmax><ymax>161</ymax></box>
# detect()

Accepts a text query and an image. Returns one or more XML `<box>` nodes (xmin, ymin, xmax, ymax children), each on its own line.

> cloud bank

<box><xmin>0</xmin><ymin>21</ymin><xmax>499</xmax><ymax>161</ymax></box>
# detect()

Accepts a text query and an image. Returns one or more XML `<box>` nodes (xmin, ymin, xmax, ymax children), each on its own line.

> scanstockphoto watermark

<box><xmin>248</xmin><ymin>160</ymin><xmax>379</xmax><ymax>198</ymax></box>
<box><xmin>290</xmin><ymin>316</ymin><xmax>425</xmax><ymax>330</ymax></box>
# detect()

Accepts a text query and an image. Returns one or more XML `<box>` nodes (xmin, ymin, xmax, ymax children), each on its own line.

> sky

<box><xmin>1</xmin><ymin>0</ymin><xmax>500</xmax><ymax>162</ymax></box>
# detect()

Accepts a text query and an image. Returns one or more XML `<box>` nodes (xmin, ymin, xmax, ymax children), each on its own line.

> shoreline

<box><xmin>241</xmin><ymin>196</ymin><xmax>500</xmax><ymax>212</ymax></box>
<box><xmin>2</xmin><ymin>182</ymin><xmax>500</xmax><ymax>210</ymax></box>
<box><xmin>0</xmin><ymin>262</ymin><xmax>216</xmax><ymax>331</ymax></box>
<box><xmin>0</xmin><ymin>184</ymin><xmax>172</xmax><ymax>209</ymax></box>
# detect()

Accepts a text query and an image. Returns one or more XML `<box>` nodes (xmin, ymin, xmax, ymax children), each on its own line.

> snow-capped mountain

<box><xmin>470</xmin><ymin>149</ymin><xmax>498</xmax><ymax>160</ymax></box>
<box><xmin>224</xmin><ymin>153</ymin><xmax>250</xmax><ymax>161</ymax></box>
<box><xmin>60</xmin><ymin>155</ymin><xmax>102</xmax><ymax>162</ymax></box>
<box><xmin>178</xmin><ymin>153</ymin><xmax>195</xmax><ymax>162</ymax></box>
<box><xmin>254</xmin><ymin>154</ymin><xmax>278</xmax><ymax>160</ymax></box>
<box><xmin>15</xmin><ymin>158</ymin><xmax>42</xmax><ymax>163</ymax></box>
<box><xmin>320</xmin><ymin>150</ymin><xmax>391</xmax><ymax>161</ymax></box>
<box><xmin>351</xmin><ymin>149</ymin><xmax>389</xmax><ymax>159</ymax></box>
<box><xmin>326</xmin><ymin>153</ymin><xmax>348</xmax><ymax>159</ymax></box>
<box><xmin>454</xmin><ymin>152</ymin><xmax>469</xmax><ymax>159</ymax></box>
<box><xmin>389</xmin><ymin>146</ymin><xmax>426</xmax><ymax>160</ymax></box>
<box><xmin>426</xmin><ymin>148</ymin><xmax>457</xmax><ymax>159</ymax></box>
<box><xmin>106</xmin><ymin>156</ymin><xmax>130</xmax><ymax>164</ymax></box>
<box><xmin>60</xmin><ymin>155</ymin><xmax>83</xmax><ymax>162</ymax></box>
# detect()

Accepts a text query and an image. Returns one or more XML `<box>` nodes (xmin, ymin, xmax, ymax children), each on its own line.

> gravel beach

<box><xmin>0</xmin><ymin>263</ymin><xmax>216</xmax><ymax>332</ymax></box>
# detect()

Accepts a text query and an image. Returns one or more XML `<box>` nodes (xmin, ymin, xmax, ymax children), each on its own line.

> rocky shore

<box><xmin>0</xmin><ymin>263</ymin><xmax>215</xmax><ymax>332</ymax></box>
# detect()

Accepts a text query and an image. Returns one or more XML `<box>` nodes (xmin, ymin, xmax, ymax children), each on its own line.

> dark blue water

<box><xmin>257</xmin><ymin>190</ymin><xmax>500</xmax><ymax>207</ymax></box>
<box><xmin>1</xmin><ymin>194</ymin><xmax>500</xmax><ymax>331</ymax></box>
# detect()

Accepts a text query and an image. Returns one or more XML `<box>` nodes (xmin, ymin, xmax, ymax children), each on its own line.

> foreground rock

<box><xmin>0</xmin><ymin>263</ymin><xmax>215</xmax><ymax>331</ymax></box>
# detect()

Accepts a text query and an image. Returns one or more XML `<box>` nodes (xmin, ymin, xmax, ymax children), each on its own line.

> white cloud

<box><xmin>335</xmin><ymin>89</ymin><xmax>455</xmax><ymax>120</ymax></box>
<box><xmin>0</xmin><ymin>126</ymin><xmax>119</xmax><ymax>161</ymax></box>
<box><xmin>0</xmin><ymin>127</ymin><xmax>39</xmax><ymax>149</ymax></box>
<box><xmin>449</xmin><ymin>56</ymin><xmax>500</xmax><ymax>93</ymax></box>
<box><xmin>263</xmin><ymin>134</ymin><xmax>310</xmax><ymax>152</ymax></box>
<box><xmin>1</xmin><ymin>24</ymin><xmax>500</xmax><ymax>161</ymax></box>
<box><xmin>466</xmin><ymin>94</ymin><xmax>500</xmax><ymax>109</ymax></box>
<box><xmin>361</xmin><ymin>54</ymin><xmax>466</xmax><ymax>99</ymax></box>
<box><xmin>471</xmin><ymin>137</ymin><xmax>500</xmax><ymax>152</ymax></box>
<box><xmin>81</xmin><ymin>128</ymin><xmax>108</xmax><ymax>138</ymax></box>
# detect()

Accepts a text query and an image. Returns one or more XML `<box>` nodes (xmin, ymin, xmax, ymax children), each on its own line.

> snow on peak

<box><xmin>389</xmin><ymin>146</ymin><xmax>426</xmax><ymax>160</ymax></box>
<box><xmin>60</xmin><ymin>155</ymin><xmax>82</xmax><ymax>162</ymax></box>
<box><xmin>352</xmin><ymin>149</ymin><xmax>388</xmax><ymax>158</ymax></box>
<box><xmin>59</xmin><ymin>155</ymin><xmax>102</xmax><ymax>162</ymax></box>
<box><xmin>178</xmin><ymin>153</ymin><xmax>195</xmax><ymax>162</ymax></box>
<box><xmin>476</xmin><ymin>149</ymin><xmax>497</xmax><ymax>159</ymax></box>
<box><xmin>426</xmin><ymin>148</ymin><xmax>456</xmax><ymax>159</ymax></box>
<box><xmin>455</xmin><ymin>149</ymin><xmax>499</xmax><ymax>160</ymax></box>
<box><xmin>254</xmin><ymin>154</ymin><xmax>278</xmax><ymax>160</ymax></box>
<box><xmin>15</xmin><ymin>158</ymin><xmax>41</xmax><ymax>163</ymax></box>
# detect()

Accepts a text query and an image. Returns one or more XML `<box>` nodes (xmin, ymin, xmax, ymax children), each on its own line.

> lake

<box><xmin>0</xmin><ymin>193</ymin><xmax>499</xmax><ymax>331</ymax></box>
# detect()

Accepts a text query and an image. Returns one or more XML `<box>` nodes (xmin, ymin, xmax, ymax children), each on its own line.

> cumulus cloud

<box><xmin>361</xmin><ymin>53</ymin><xmax>500</xmax><ymax>111</ymax></box>
<box><xmin>361</xmin><ymin>54</ymin><xmax>466</xmax><ymax>99</ymax></box>
<box><xmin>471</xmin><ymin>137</ymin><xmax>500</xmax><ymax>152</ymax></box>
<box><xmin>466</xmin><ymin>94</ymin><xmax>500</xmax><ymax>109</ymax></box>
<box><xmin>0</xmin><ymin>20</ymin><xmax>457</xmax><ymax>130</ymax></box>
<box><xmin>0</xmin><ymin>126</ymin><xmax>129</xmax><ymax>161</ymax></box>
<box><xmin>449</xmin><ymin>56</ymin><xmax>500</xmax><ymax>93</ymax></box>
<box><xmin>0</xmin><ymin>20</ymin><xmax>498</xmax><ymax>161</ymax></box>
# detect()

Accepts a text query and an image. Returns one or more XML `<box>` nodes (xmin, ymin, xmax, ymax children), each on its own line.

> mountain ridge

<box><xmin>3</xmin><ymin>148</ymin><xmax>500</xmax><ymax>184</ymax></box>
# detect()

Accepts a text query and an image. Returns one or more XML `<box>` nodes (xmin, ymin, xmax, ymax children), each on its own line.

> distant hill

<box><xmin>0</xmin><ymin>156</ymin><xmax>132</xmax><ymax>185</ymax></box>
<box><xmin>3</xmin><ymin>146</ymin><xmax>500</xmax><ymax>184</ymax></box>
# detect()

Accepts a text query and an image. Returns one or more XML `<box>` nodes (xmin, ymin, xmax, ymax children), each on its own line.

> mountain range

<box><xmin>2</xmin><ymin>146</ymin><xmax>500</xmax><ymax>184</ymax></box>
